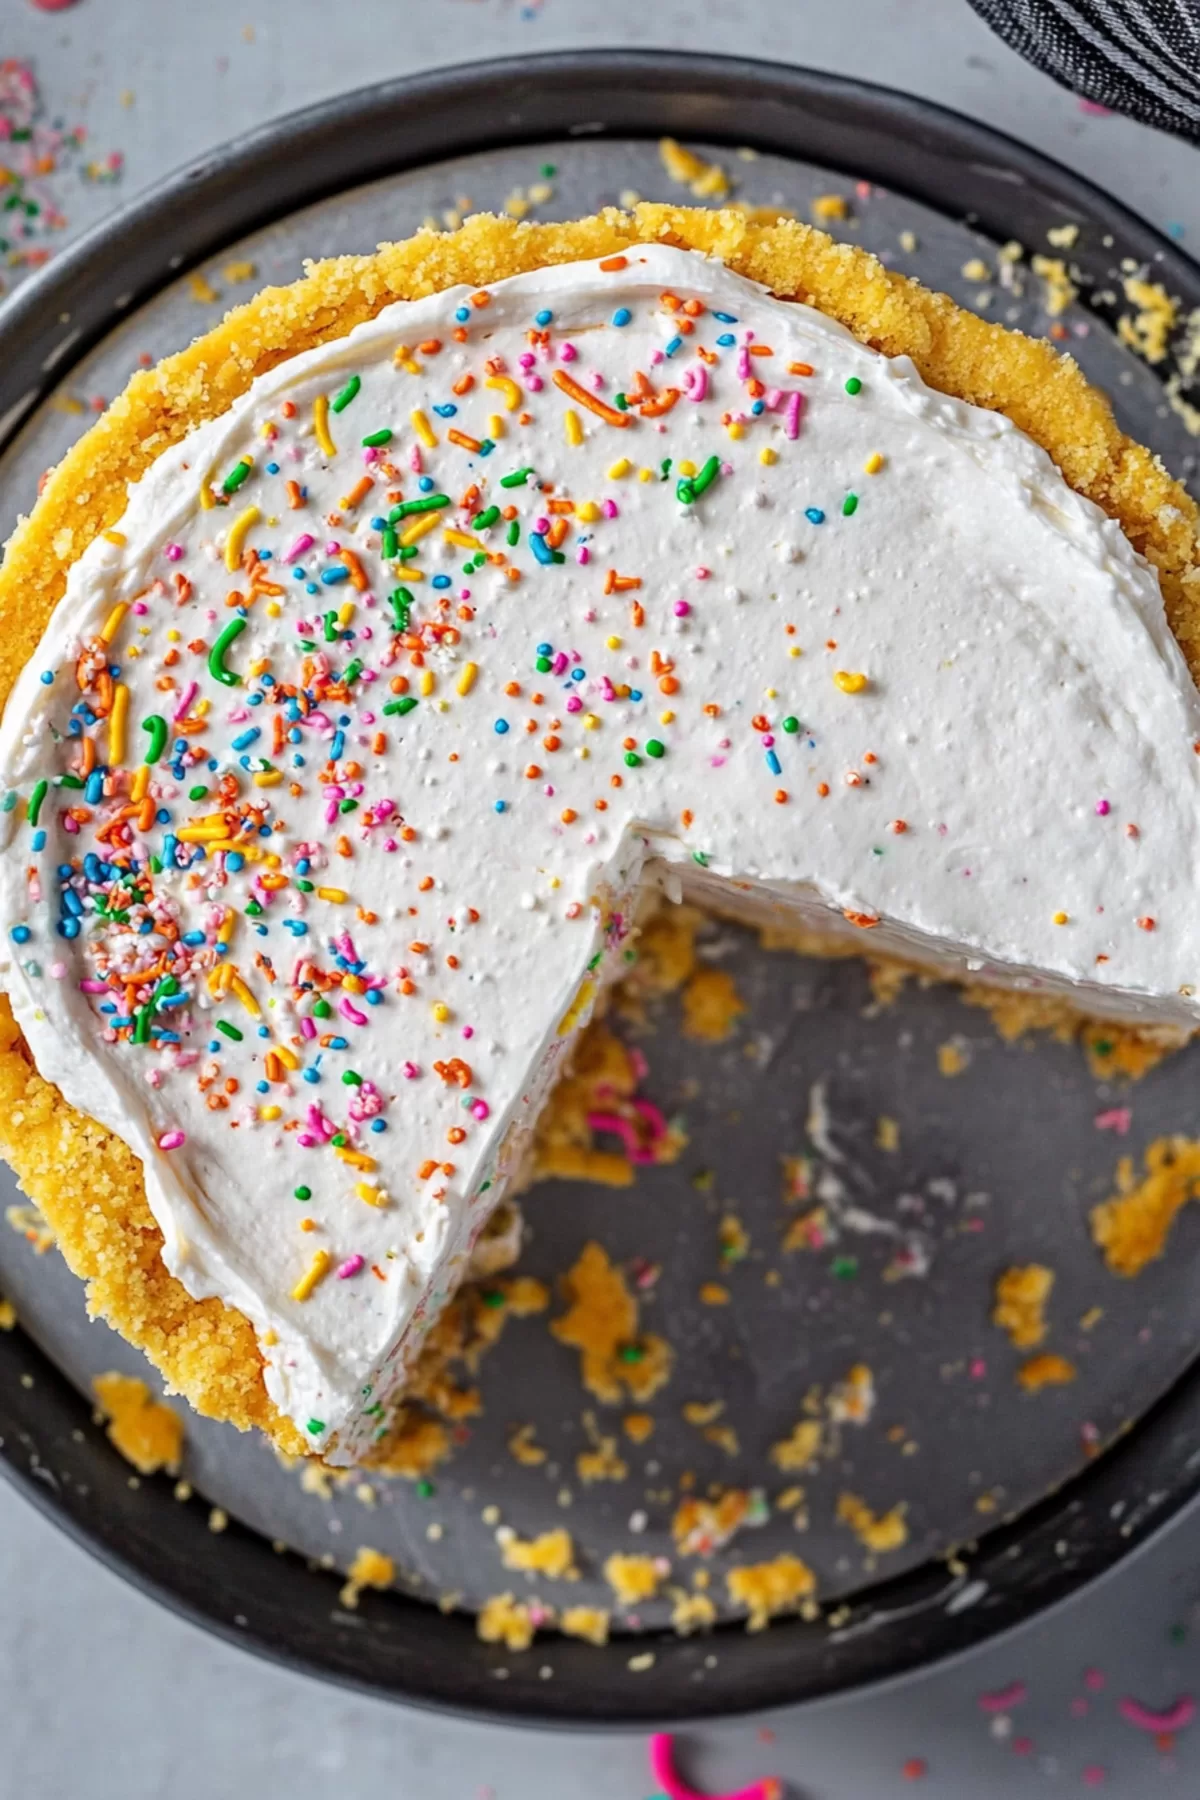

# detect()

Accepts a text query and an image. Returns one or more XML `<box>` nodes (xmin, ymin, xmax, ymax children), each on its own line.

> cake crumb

<box><xmin>993</xmin><ymin>1264</ymin><xmax>1055</xmax><ymax>1349</ymax></box>
<box><xmin>1047</xmin><ymin>223</ymin><xmax>1080</xmax><ymax>249</ymax></box>
<box><xmin>560</xmin><ymin>1605</ymin><xmax>610</xmax><ymax>1645</ymax></box>
<box><xmin>726</xmin><ymin>1553</ymin><xmax>817</xmax><ymax>1630</ymax></box>
<box><xmin>698</xmin><ymin>1281</ymin><xmax>730</xmax><ymax>1305</ymax></box>
<box><xmin>673</xmin><ymin>1488</ymin><xmax>768</xmax><ymax>1556</ymax></box>
<box><xmin>936</xmin><ymin>1037</ymin><xmax>970</xmax><ymax>1077</ymax></box>
<box><xmin>828</xmin><ymin>1362</ymin><xmax>876</xmax><ymax>1426</ymax></box>
<box><xmin>92</xmin><ymin>1372</ymin><xmax>183</xmax><ymax>1476</ymax></box>
<box><xmin>551</xmin><ymin>1241</ymin><xmax>673</xmax><ymax>1404</ymax></box>
<box><xmin>658</xmin><ymin>137</ymin><xmax>730</xmax><ymax>200</ymax></box>
<box><xmin>1118</xmin><ymin>273</ymin><xmax>1178</xmax><ymax>364</ymax></box>
<box><xmin>836</xmin><ymin>1490</ymin><xmax>909</xmax><ymax>1553</ymax></box>
<box><xmin>682</xmin><ymin>966</ymin><xmax>746</xmax><ymax>1041</ymax></box>
<box><xmin>188</xmin><ymin>271</ymin><xmax>219</xmax><ymax>305</ymax></box>
<box><xmin>1017</xmin><ymin>1352</ymin><xmax>1078</xmax><ymax>1391</ymax></box>
<box><xmin>498</xmin><ymin>1527</ymin><xmax>577</xmax><ymax>1580</ymax></box>
<box><xmin>812</xmin><ymin>194</ymin><xmax>851</xmax><ymax>223</ymax></box>
<box><xmin>670</xmin><ymin>1589</ymin><xmax>717</xmax><ymax>1634</ymax></box>
<box><xmin>876</xmin><ymin>1115</ymin><xmax>900</xmax><ymax>1152</ymax></box>
<box><xmin>770</xmin><ymin>1420</ymin><xmax>823</xmax><ymax>1471</ymax></box>
<box><xmin>604</xmin><ymin>1551</ymin><xmax>666</xmax><ymax>1605</ymax></box>
<box><xmin>507</xmin><ymin>1422</ymin><xmax>547</xmax><ymax>1466</ymax></box>
<box><xmin>0</xmin><ymin>1296</ymin><xmax>15</xmax><ymax>1331</ymax></box>
<box><xmin>623</xmin><ymin>1411</ymin><xmax>654</xmax><ymax>1443</ymax></box>
<box><xmin>1091</xmin><ymin>1136</ymin><xmax>1200</xmax><ymax>1276</ymax></box>
<box><xmin>339</xmin><ymin>1545</ymin><xmax>395</xmax><ymax>1608</ymax></box>
<box><xmin>1031</xmin><ymin>254</ymin><xmax>1078</xmax><ymax>316</ymax></box>
<box><xmin>478</xmin><ymin>1592</ymin><xmax>539</xmax><ymax>1651</ymax></box>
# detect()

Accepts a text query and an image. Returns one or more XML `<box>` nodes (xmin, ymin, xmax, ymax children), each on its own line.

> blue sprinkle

<box><xmin>306</xmin><ymin>582</ymin><xmax>319</xmax><ymax>595</ymax></box>
<box><xmin>418</xmin><ymin>475</ymin><xmax>435</xmax><ymax>493</ymax></box>
<box><xmin>329</xmin><ymin>1036</ymin><xmax>348</xmax><ymax>1051</ymax></box>
<box><xmin>320</xmin><ymin>565</ymin><xmax>351</xmax><ymax>585</ymax></box>
<box><xmin>432</xmin><ymin>574</ymin><xmax>452</xmax><ymax>590</ymax></box>
<box><xmin>231</xmin><ymin>727</ymin><xmax>261</xmax><ymax>751</ymax></box>
<box><xmin>370</xmin><ymin>1118</ymin><xmax>386</xmax><ymax>1133</ymax></box>
<box><xmin>266</xmin><ymin>462</ymin><xmax>279</xmax><ymax>475</ymax></box>
<box><xmin>292</xmin><ymin>566</ymin><xmax>307</xmax><ymax>580</ymax></box>
<box><xmin>365</xmin><ymin>988</ymin><xmax>382</xmax><ymax>1006</ymax></box>
<box><xmin>62</xmin><ymin>890</ymin><xmax>83</xmax><ymax>917</ymax></box>
<box><xmin>766</xmin><ymin>749</ymin><xmax>782</xmax><ymax>776</ymax></box>
<box><xmin>256</xmin><ymin>1080</ymin><xmax>270</xmax><ymax>1095</ymax></box>
<box><xmin>716</xmin><ymin>332</ymin><xmax>735</xmax><ymax>347</ymax></box>
<box><xmin>31</xmin><ymin>829</ymin><xmax>45</xmax><ymax>852</ymax></box>
<box><xmin>58</xmin><ymin>918</ymin><xmax>80</xmax><ymax>940</ymax></box>
<box><xmin>805</xmin><ymin>507</ymin><xmax>826</xmax><ymax>525</ymax></box>
<box><xmin>84</xmin><ymin>770</ymin><xmax>104</xmax><ymax>805</ymax></box>
<box><xmin>534</xmin><ymin>308</ymin><xmax>553</xmax><ymax>327</ymax></box>
<box><xmin>611</xmin><ymin>307</ymin><xmax>632</xmax><ymax>327</ymax></box>
<box><xmin>39</xmin><ymin>670</ymin><xmax>53</xmax><ymax>686</ymax></box>
<box><xmin>713</xmin><ymin>311</ymin><xmax>738</xmax><ymax>323</ymax></box>
<box><xmin>11</xmin><ymin>924</ymin><xmax>30</xmax><ymax>944</ymax></box>
<box><xmin>257</xmin><ymin>1024</ymin><xmax>270</xmax><ymax>1039</ymax></box>
<box><xmin>536</xmin><ymin>641</ymin><xmax>553</xmax><ymax>654</ymax></box>
<box><xmin>494</xmin><ymin>719</ymin><xmax>509</xmax><ymax>734</ymax></box>
<box><xmin>664</xmin><ymin>336</ymin><xmax>683</xmax><ymax>358</ymax></box>
<box><xmin>370</xmin><ymin>515</ymin><xmax>386</xmax><ymax>531</ymax></box>
<box><xmin>225</xmin><ymin>851</ymin><xmax>245</xmax><ymax>872</ymax></box>
<box><xmin>296</xmin><ymin>858</ymin><xmax>310</xmax><ymax>875</ymax></box>
<box><xmin>303</xmin><ymin>1068</ymin><xmax>320</xmax><ymax>1084</ymax></box>
<box><xmin>454</xmin><ymin>305</ymin><xmax>470</xmax><ymax>323</ymax></box>
<box><xmin>155</xmin><ymin>807</ymin><xmax>172</xmax><ymax>825</ymax></box>
<box><xmin>629</xmin><ymin>689</ymin><xmax>642</xmax><ymax>701</ymax></box>
<box><xmin>330</xmin><ymin>730</ymin><xmax>345</xmax><ymax>760</ymax></box>
<box><xmin>182</xmin><ymin>930</ymin><xmax>205</xmax><ymax>947</ymax></box>
<box><xmin>494</xmin><ymin>800</ymin><xmax>507</xmax><ymax>813</ymax></box>
<box><xmin>751</xmin><ymin>400</ymin><xmax>765</xmax><ymax>415</ymax></box>
<box><xmin>432</xmin><ymin>403</ymin><xmax>458</xmax><ymax>418</ymax></box>
<box><xmin>282</xmin><ymin>919</ymin><xmax>308</xmax><ymax>936</ymax></box>
<box><xmin>570</xmin><ymin>667</ymin><xmax>585</xmax><ymax>682</ymax></box>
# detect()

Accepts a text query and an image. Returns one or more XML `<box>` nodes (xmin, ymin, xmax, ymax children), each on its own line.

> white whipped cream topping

<box><xmin>2</xmin><ymin>245</ymin><xmax>1199</xmax><ymax>1459</ymax></box>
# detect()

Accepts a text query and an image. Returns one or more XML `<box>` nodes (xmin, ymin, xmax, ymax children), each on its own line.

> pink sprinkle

<box><xmin>300</xmin><ymin>1016</ymin><xmax>317</xmax><ymax>1040</ymax></box>
<box><xmin>559</xmin><ymin>342</ymin><xmax>577</xmax><ymax>362</ymax></box>
<box><xmin>1095</xmin><ymin>798</ymin><xmax>1111</xmax><ymax>815</ymax></box>
<box><xmin>1082</xmin><ymin>1767</ymin><xmax>1107</xmax><ymax>1788</ymax></box>
<box><xmin>337</xmin><ymin>1254</ymin><xmax>366</xmax><ymax>1280</ymax></box>
<box><xmin>736</xmin><ymin>346</ymin><xmax>752</xmax><ymax>380</ymax></box>
<box><xmin>133</xmin><ymin>601</ymin><xmax>149</xmax><ymax>615</ymax></box>
<box><xmin>1011</xmin><ymin>1737</ymin><xmax>1034</xmax><ymax>1756</ymax></box>
<box><xmin>601</xmin><ymin>499</ymin><xmax>618</xmax><ymax>519</ymax></box>
<box><xmin>518</xmin><ymin>352</ymin><xmax>535</xmax><ymax>370</ymax></box>
<box><xmin>674</xmin><ymin>599</ymin><xmax>690</xmax><ymax>616</ymax></box>
<box><xmin>1094</xmin><ymin>1107</ymin><xmax>1131</xmax><ymax>1135</ymax></box>
<box><xmin>164</xmin><ymin>543</ymin><xmax>184</xmax><ymax>562</ymax></box>
<box><xmin>402</xmin><ymin>1061</ymin><xmax>420</xmax><ymax>1080</ymax></box>
<box><xmin>978</xmin><ymin>1682</ymin><xmax>1027</xmax><ymax>1714</ymax></box>
<box><xmin>157</xmin><ymin>1130</ymin><xmax>186</xmax><ymax>1152</ymax></box>
<box><xmin>784</xmin><ymin>391</ymin><xmax>804</xmax><ymax>440</ymax></box>
<box><xmin>63</xmin><ymin>814</ymin><xmax>79</xmax><ymax>835</ymax></box>
<box><xmin>325</xmin><ymin>539</ymin><xmax>341</xmax><ymax>555</ymax></box>
<box><xmin>566</xmin><ymin>695</ymin><xmax>583</xmax><ymax>713</ymax></box>
<box><xmin>1079</xmin><ymin>98</ymin><xmax>1111</xmax><ymax>116</ymax></box>
<box><xmin>683</xmin><ymin>363</ymin><xmax>708</xmax><ymax>402</ymax></box>
<box><xmin>969</xmin><ymin>1357</ymin><xmax>987</xmax><ymax>1379</ymax></box>
<box><xmin>173</xmin><ymin>680</ymin><xmax>198</xmax><ymax>722</ymax></box>
<box><xmin>1084</xmin><ymin>1669</ymin><xmax>1107</xmax><ymax>1691</ymax></box>
<box><xmin>1118</xmin><ymin>1695</ymin><xmax>1196</xmax><ymax>1734</ymax></box>
<box><xmin>576</xmin><ymin>546</ymin><xmax>590</xmax><ymax>565</ymax></box>
<box><xmin>297</xmin><ymin>1133</ymin><xmax>317</xmax><ymax>1148</ymax></box>
<box><xmin>695</xmin><ymin>566</ymin><xmax>710</xmax><ymax>580</ymax></box>
<box><xmin>285</xmin><ymin>533</ymin><xmax>315</xmax><ymax>562</ymax></box>
<box><xmin>527</xmin><ymin>374</ymin><xmax>544</xmax><ymax>392</ymax></box>
<box><xmin>409</xmin><ymin>446</ymin><xmax>423</xmax><ymax>472</ymax></box>
<box><xmin>79</xmin><ymin>978</ymin><xmax>108</xmax><ymax>993</ymax></box>
<box><xmin>470</xmin><ymin>1098</ymin><xmax>490</xmax><ymax>1120</ymax></box>
<box><xmin>363</xmin><ymin>447</ymin><xmax>379</xmax><ymax>465</ymax></box>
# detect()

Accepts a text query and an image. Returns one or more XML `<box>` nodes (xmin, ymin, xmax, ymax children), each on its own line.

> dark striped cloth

<box><xmin>967</xmin><ymin>0</ymin><xmax>1200</xmax><ymax>138</ymax></box>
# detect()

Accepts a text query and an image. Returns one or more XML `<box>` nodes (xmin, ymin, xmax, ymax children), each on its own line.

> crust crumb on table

<box><xmin>1017</xmin><ymin>1352</ymin><xmax>1078</xmax><ymax>1392</ymax></box>
<box><xmin>550</xmin><ymin>1240</ymin><xmax>673</xmax><ymax>1405</ymax></box>
<box><xmin>672</xmin><ymin>1487</ymin><xmax>768</xmax><ymax>1557</ymax></box>
<box><xmin>0</xmin><ymin>1296</ymin><xmax>15</xmax><ymax>1331</ymax></box>
<box><xmin>836</xmin><ymin>1490</ymin><xmax>909</xmax><ymax>1554</ymax></box>
<box><xmin>3</xmin><ymin>202</ymin><xmax>1200</xmax><ymax>1458</ymax></box>
<box><xmin>770</xmin><ymin>1419</ymin><xmax>823</xmax><ymax>1472</ymax></box>
<box><xmin>993</xmin><ymin>1263</ymin><xmax>1056</xmax><ymax>1349</ymax></box>
<box><xmin>91</xmin><ymin>1371</ymin><xmax>184</xmax><ymax>1476</ymax></box>
<box><xmin>1090</xmin><ymin>1135</ymin><xmax>1200</xmax><ymax>1277</ymax></box>
<box><xmin>559</xmin><ymin>1605</ymin><xmax>611</xmax><ymax>1646</ymax></box>
<box><xmin>604</xmin><ymin>1550</ymin><xmax>667</xmax><ymax>1606</ymax></box>
<box><xmin>497</xmin><ymin>1526</ymin><xmax>578</xmax><ymax>1581</ymax></box>
<box><xmin>338</xmin><ymin>1545</ymin><xmax>396</xmax><ymax>1610</ymax></box>
<box><xmin>476</xmin><ymin>1591</ymin><xmax>541</xmax><ymax>1651</ymax></box>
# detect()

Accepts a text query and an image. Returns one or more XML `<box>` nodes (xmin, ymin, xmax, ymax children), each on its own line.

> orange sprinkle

<box><xmin>281</xmin><ymin>400</ymin><xmax>297</xmax><ymax>419</ymax></box>
<box><xmin>448</xmin><ymin>429</ymin><xmax>483</xmax><ymax>452</ymax></box>
<box><xmin>560</xmin><ymin>808</ymin><xmax>577</xmax><ymax>824</ymax></box>
<box><xmin>789</xmin><ymin>361</ymin><xmax>815</xmax><ymax>376</ymax></box>
<box><xmin>285</xmin><ymin>480</ymin><xmax>304</xmax><ymax>509</ymax></box>
<box><xmin>451</xmin><ymin>373</ymin><xmax>475</xmax><ymax>395</ymax></box>
<box><xmin>338</xmin><ymin>548</ymin><xmax>368</xmax><ymax>590</ymax></box>
<box><xmin>525</xmin><ymin>764</ymin><xmax>542</xmax><ymax>779</ymax></box>
<box><xmin>817</xmin><ymin>782</ymin><xmax>830</xmax><ymax>797</ymax></box>
<box><xmin>552</xmin><ymin>368</ymin><xmax>630</xmax><ymax>427</ymax></box>
<box><xmin>470</xmin><ymin>291</ymin><xmax>492</xmax><ymax>308</ymax></box>
<box><xmin>1138</xmin><ymin>916</ymin><xmax>1157</xmax><ymax>931</ymax></box>
<box><xmin>774</xmin><ymin>790</ymin><xmax>788</xmax><ymax>804</ymax></box>
<box><xmin>599</xmin><ymin>255</ymin><xmax>629</xmax><ymax>271</ymax></box>
<box><xmin>340</xmin><ymin>476</ymin><xmax>374</xmax><ymax>512</ymax></box>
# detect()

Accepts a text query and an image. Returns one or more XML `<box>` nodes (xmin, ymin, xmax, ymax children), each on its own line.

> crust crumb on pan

<box><xmin>2</xmin><ymin>205</ymin><xmax>1198</xmax><ymax>1457</ymax></box>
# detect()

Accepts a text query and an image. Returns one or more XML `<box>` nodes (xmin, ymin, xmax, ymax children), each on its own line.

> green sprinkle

<box><xmin>306</xmin><ymin>1419</ymin><xmax>326</xmax><ymax>1436</ymax></box>
<box><xmin>842</xmin><ymin>492</ymin><xmax>858</xmax><ymax>516</ymax></box>
<box><xmin>141</xmin><ymin>714</ymin><xmax>168</xmax><ymax>764</ymax></box>
<box><xmin>381</xmin><ymin>525</ymin><xmax>399</xmax><ymax>560</ymax></box>
<box><xmin>398</xmin><ymin>545</ymin><xmax>418</xmax><ymax>561</ymax></box>
<box><xmin>208</xmin><ymin>616</ymin><xmax>247</xmax><ymax>687</ymax></box>
<box><xmin>27</xmin><ymin>779</ymin><xmax>47</xmax><ymax>828</ymax></box>
<box><xmin>499</xmin><ymin>467</ymin><xmax>533</xmax><ymax>488</ymax></box>
<box><xmin>416</xmin><ymin>1479</ymin><xmax>436</xmax><ymax>1498</ymax></box>
<box><xmin>295</xmin><ymin>878</ymin><xmax>314</xmax><ymax>893</ymax></box>
<box><xmin>782</xmin><ymin>716</ymin><xmax>800</xmax><ymax>734</ymax></box>
<box><xmin>362</xmin><ymin>428</ymin><xmax>393</xmax><ymax>447</ymax></box>
<box><xmin>615</xmin><ymin>392</ymin><xmax>629</xmax><ymax>410</ymax></box>
<box><xmin>245</xmin><ymin>899</ymin><xmax>263</xmax><ymax>916</ymax></box>
<box><xmin>188</xmin><ymin>784</ymin><xmax>209</xmax><ymax>801</ymax></box>
<box><xmin>692</xmin><ymin>850</ymin><xmax>710</xmax><ymax>867</ymax></box>
<box><xmin>506</xmin><ymin>519</ymin><xmax>520</xmax><ymax>547</ymax></box>
<box><xmin>472</xmin><ymin>505</ymin><xmax>500</xmax><ymax>530</ymax></box>
<box><xmin>390</xmin><ymin>586</ymin><xmax>413</xmax><ymax>631</ymax></box>
<box><xmin>691</xmin><ymin>454</ymin><xmax>721</xmax><ymax>496</ymax></box>
<box><xmin>216</xmin><ymin>1020</ymin><xmax>243</xmax><ymax>1042</ymax></box>
<box><xmin>294</xmin><ymin>1185</ymin><xmax>312</xmax><ymax>1201</ymax></box>
<box><xmin>831</xmin><ymin>1254</ymin><xmax>859</xmax><ymax>1279</ymax></box>
<box><xmin>624</xmin><ymin>750</ymin><xmax>642</xmax><ymax>767</ymax></box>
<box><xmin>339</xmin><ymin>798</ymin><xmax>358</xmax><ymax>813</ymax></box>
<box><xmin>540</xmin><ymin>162</ymin><xmax>556</xmax><ymax>178</ymax></box>
<box><xmin>343</xmin><ymin>658</ymin><xmax>363</xmax><ymax>685</ymax></box>
<box><xmin>312</xmin><ymin>998</ymin><xmax>332</xmax><ymax>1019</ymax></box>
<box><xmin>384</xmin><ymin>696</ymin><xmax>418</xmax><ymax>717</ymax></box>
<box><xmin>389</xmin><ymin>492</ymin><xmax>449</xmax><ymax>521</ymax></box>
<box><xmin>331</xmin><ymin>376</ymin><xmax>361</xmax><ymax>413</ymax></box>
<box><xmin>845</xmin><ymin>376</ymin><xmax>862</xmax><ymax>395</ymax></box>
<box><xmin>535</xmin><ymin>656</ymin><xmax>552</xmax><ymax>674</ymax></box>
<box><xmin>221</xmin><ymin>457</ymin><xmax>252</xmax><ymax>495</ymax></box>
<box><xmin>645</xmin><ymin>738</ymin><xmax>665</xmax><ymax>758</ymax></box>
<box><xmin>342</xmin><ymin>1070</ymin><xmax>363</xmax><ymax>1085</ymax></box>
<box><xmin>57</xmin><ymin>773</ymin><xmax>85</xmax><ymax>790</ymax></box>
<box><xmin>482</xmin><ymin>1289</ymin><xmax>506</xmax><ymax>1308</ymax></box>
<box><xmin>323</xmin><ymin>610</ymin><xmax>339</xmax><ymax>642</ymax></box>
<box><xmin>132</xmin><ymin>1004</ymin><xmax>152</xmax><ymax>1046</ymax></box>
<box><xmin>618</xmin><ymin>1343</ymin><xmax>644</xmax><ymax>1363</ymax></box>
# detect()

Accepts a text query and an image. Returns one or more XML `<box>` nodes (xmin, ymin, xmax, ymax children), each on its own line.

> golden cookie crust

<box><xmin>1</xmin><ymin>204</ymin><xmax>1197</xmax><ymax>1456</ymax></box>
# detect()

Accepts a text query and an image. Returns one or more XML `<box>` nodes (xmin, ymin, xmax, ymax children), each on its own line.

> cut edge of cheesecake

<box><xmin>0</xmin><ymin>203</ymin><xmax>1197</xmax><ymax>1459</ymax></box>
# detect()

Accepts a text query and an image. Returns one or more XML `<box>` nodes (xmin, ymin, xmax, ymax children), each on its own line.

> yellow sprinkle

<box><xmin>583</xmin><ymin>713</ymin><xmax>599</xmax><ymax>730</ymax></box>
<box><xmin>356</xmin><ymin>1182</ymin><xmax>389</xmax><ymax>1208</ymax></box>
<box><xmin>443</xmin><ymin>528</ymin><xmax>483</xmax><ymax>550</ymax></box>
<box><xmin>317</xmin><ymin>886</ymin><xmax>348</xmax><ymax>903</ymax></box>
<box><xmin>335</xmin><ymin>1146</ymin><xmax>376</xmax><ymax>1172</ymax></box>
<box><xmin>393</xmin><ymin>344</ymin><xmax>423</xmax><ymax>375</ymax></box>
<box><xmin>217</xmin><ymin>911</ymin><xmax>235</xmax><ymax>946</ymax></box>
<box><xmin>638</xmin><ymin>468</ymin><xmax>654</xmax><ymax>483</ymax></box>
<box><xmin>576</xmin><ymin>500</ymin><xmax>600</xmax><ymax>523</ymax></box>
<box><xmin>432</xmin><ymin>1001</ymin><xmax>450</xmax><ymax>1023</ymax></box>
<box><xmin>266</xmin><ymin>601</ymin><xmax>281</xmax><ymax>618</ymax></box>
<box><xmin>607</xmin><ymin>458</ymin><xmax>632</xmax><ymax>479</ymax></box>
<box><xmin>833</xmin><ymin>670</ymin><xmax>868</xmax><ymax>694</ymax></box>
<box><xmin>456</xmin><ymin>662</ymin><xmax>479</xmax><ymax>696</ymax></box>
<box><xmin>224</xmin><ymin>504</ymin><xmax>262</xmax><ymax>572</ymax></box>
<box><xmin>253</xmin><ymin>769</ymin><xmax>283</xmax><ymax>787</ymax></box>
<box><xmin>677</xmin><ymin>459</ymin><xmax>697</xmax><ymax>477</ymax></box>
<box><xmin>259</xmin><ymin>1105</ymin><xmax>282</xmax><ymax>1121</ymax></box>
<box><xmin>488</xmin><ymin>413</ymin><xmax>504</xmax><ymax>440</ymax></box>
<box><xmin>198</xmin><ymin>468</ymin><xmax>217</xmax><ymax>510</ymax></box>
<box><xmin>759</xmin><ymin>446</ymin><xmax>779</xmax><ymax>466</ymax></box>
<box><xmin>231</xmin><ymin>975</ymin><xmax>261</xmax><ymax>1018</ymax></box>
<box><xmin>399</xmin><ymin>511</ymin><xmax>440</xmax><ymax>548</ymax></box>
<box><xmin>864</xmin><ymin>451</ymin><xmax>884</xmax><ymax>475</ymax></box>
<box><xmin>130</xmin><ymin>764</ymin><xmax>150</xmax><ymax>803</ymax></box>
<box><xmin>291</xmin><ymin>1249</ymin><xmax>332</xmax><ymax>1303</ymax></box>
<box><xmin>313</xmin><ymin>393</ymin><xmax>336</xmax><ymax>457</ymax></box>
<box><xmin>411</xmin><ymin>408</ymin><xmax>438</xmax><ymax>448</ymax></box>
<box><xmin>337</xmin><ymin>601</ymin><xmax>355</xmax><ymax>626</ymax></box>
<box><xmin>100</xmin><ymin>601</ymin><xmax>129</xmax><ymax>644</ymax></box>
<box><xmin>564</xmin><ymin>408</ymin><xmax>584</xmax><ymax>447</ymax></box>
<box><xmin>659</xmin><ymin>710</ymin><xmax>675</xmax><ymax>724</ymax></box>
<box><xmin>108</xmin><ymin>683</ymin><xmax>129</xmax><ymax>767</ymax></box>
<box><xmin>1053</xmin><ymin>911</ymin><xmax>1069</xmax><ymax>925</ymax></box>
<box><xmin>102</xmin><ymin>529</ymin><xmax>127</xmax><ymax>547</ymax></box>
<box><xmin>207</xmin><ymin>965</ymin><xmax>233</xmax><ymax>997</ymax></box>
<box><xmin>485</xmin><ymin>374</ymin><xmax>522</xmax><ymax>412</ymax></box>
<box><xmin>789</xmin><ymin>646</ymin><xmax>802</xmax><ymax>658</ymax></box>
<box><xmin>605</xmin><ymin>634</ymin><xmax>621</xmax><ymax>650</ymax></box>
<box><xmin>727</xmin><ymin>421</ymin><xmax>745</xmax><ymax>440</ymax></box>
<box><xmin>273</xmin><ymin>1043</ymin><xmax>300</xmax><ymax>1071</ymax></box>
<box><xmin>420</xmin><ymin>669</ymin><xmax>435</xmax><ymax>697</ymax></box>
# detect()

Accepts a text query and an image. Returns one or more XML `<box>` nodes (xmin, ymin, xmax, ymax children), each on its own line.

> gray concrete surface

<box><xmin>3</xmin><ymin>1</ymin><xmax>1200</xmax><ymax>1795</ymax></box>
